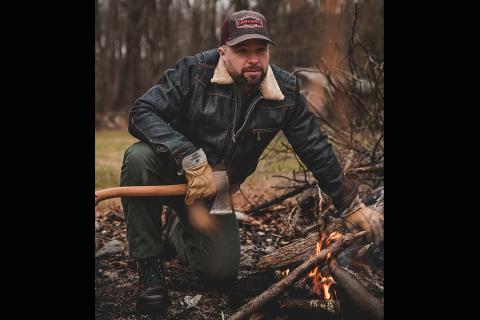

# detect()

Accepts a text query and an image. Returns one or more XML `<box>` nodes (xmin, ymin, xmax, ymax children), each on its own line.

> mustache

<box><xmin>243</xmin><ymin>66</ymin><xmax>263</xmax><ymax>72</ymax></box>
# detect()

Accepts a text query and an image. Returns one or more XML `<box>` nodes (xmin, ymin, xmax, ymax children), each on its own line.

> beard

<box><xmin>230</xmin><ymin>65</ymin><xmax>267</xmax><ymax>88</ymax></box>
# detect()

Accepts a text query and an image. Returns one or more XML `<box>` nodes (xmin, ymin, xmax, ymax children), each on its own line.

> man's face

<box><xmin>219</xmin><ymin>39</ymin><xmax>270</xmax><ymax>88</ymax></box>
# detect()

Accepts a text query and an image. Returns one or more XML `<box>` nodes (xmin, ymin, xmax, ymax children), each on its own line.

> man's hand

<box><xmin>182</xmin><ymin>149</ymin><xmax>216</xmax><ymax>205</ymax></box>
<box><xmin>343</xmin><ymin>202</ymin><xmax>384</xmax><ymax>244</ymax></box>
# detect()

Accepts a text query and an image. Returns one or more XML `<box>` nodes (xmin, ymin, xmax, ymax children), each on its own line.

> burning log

<box><xmin>279</xmin><ymin>298</ymin><xmax>340</xmax><ymax>318</ymax></box>
<box><xmin>327</xmin><ymin>258</ymin><xmax>384</xmax><ymax>320</ymax></box>
<box><xmin>255</xmin><ymin>219</ymin><xmax>344</xmax><ymax>270</ymax></box>
<box><xmin>256</xmin><ymin>231</ymin><xmax>321</xmax><ymax>269</ymax></box>
<box><xmin>228</xmin><ymin>231</ymin><xmax>366</xmax><ymax>320</ymax></box>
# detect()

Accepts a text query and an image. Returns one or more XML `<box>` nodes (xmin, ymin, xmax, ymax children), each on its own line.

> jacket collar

<box><xmin>210</xmin><ymin>57</ymin><xmax>285</xmax><ymax>101</ymax></box>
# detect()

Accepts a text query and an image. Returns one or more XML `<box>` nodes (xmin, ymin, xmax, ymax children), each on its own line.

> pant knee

<box><xmin>123</xmin><ymin>142</ymin><xmax>156</xmax><ymax>169</ymax></box>
<box><xmin>121</xmin><ymin>142</ymin><xmax>158</xmax><ymax>185</ymax></box>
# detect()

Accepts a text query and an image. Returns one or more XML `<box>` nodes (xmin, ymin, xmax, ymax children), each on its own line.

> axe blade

<box><xmin>210</xmin><ymin>171</ymin><xmax>233</xmax><ymax>215</ymax></box>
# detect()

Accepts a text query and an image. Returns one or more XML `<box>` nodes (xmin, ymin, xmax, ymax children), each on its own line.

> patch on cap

<box><xmin>235</xmin><ymin>16</ymin><xmax>264</xmax><ymax>28</ymax></box>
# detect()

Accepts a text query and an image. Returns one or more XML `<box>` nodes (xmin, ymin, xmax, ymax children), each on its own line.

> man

<box><xmin>120</xmin><ymin>10</ymin><xmax>383</xmax><ymax>314</ymax></box>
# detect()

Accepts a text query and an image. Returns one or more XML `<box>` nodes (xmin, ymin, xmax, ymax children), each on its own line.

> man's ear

<box><xmin>218</xmin><ymin>46</ymin><xmax>226</xmax><ymax>59</ymax></box>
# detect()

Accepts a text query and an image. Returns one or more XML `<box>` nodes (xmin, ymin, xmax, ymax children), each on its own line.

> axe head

<box><xmin>210</xmin><ymin>171</ymin><xmax>233</xmax><ymax>215</ymax></box>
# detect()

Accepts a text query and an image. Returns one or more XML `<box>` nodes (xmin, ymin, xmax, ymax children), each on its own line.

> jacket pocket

<box><xmin>251</xmin><ymin>128</ymin><xmax>278</xmax><ymax>142</ymax></box>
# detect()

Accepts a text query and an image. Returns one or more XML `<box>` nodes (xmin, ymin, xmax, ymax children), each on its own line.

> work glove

<box><xmin>182</xmin><ymin>149</ymin><xmax>216</xmax><ymax>205</ymax></box>
<box><xmin>342</xmin><ymin>198</ymin><xmax>384</xmax><ymax>244</ymax></box>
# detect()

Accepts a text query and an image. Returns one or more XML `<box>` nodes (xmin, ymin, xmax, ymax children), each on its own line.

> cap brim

<box><xmin>226</xmin><ymin>34</ymin><xmax>277</xmax><ymax>46</ymax></box>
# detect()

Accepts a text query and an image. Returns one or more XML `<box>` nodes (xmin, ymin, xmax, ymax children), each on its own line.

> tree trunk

<box><xmin>114</xmin><ymin>1</ymin><xmax>143</xmax><ymax>112</ymax></box>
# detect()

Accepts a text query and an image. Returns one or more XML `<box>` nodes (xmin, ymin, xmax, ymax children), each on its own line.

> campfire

<box><xmin>229</xmin><ymin>230</ymin><xmax>384</xmax><ymax>320</ymax></box>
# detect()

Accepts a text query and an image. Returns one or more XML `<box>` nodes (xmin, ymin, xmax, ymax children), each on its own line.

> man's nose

<box><xmin>247</xmin><ymin>53</ymin><xmax>259</xmax><ymax>64</ymax></box>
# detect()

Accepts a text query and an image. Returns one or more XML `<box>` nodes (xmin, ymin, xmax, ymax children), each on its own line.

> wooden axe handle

<box><xmin>95</xmin><ymin>184</ymin><xmax>187</xmax><ymax>206</ymax></box>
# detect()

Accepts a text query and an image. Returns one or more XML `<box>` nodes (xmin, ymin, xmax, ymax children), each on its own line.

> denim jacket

<box><xmin>128</xmin><ymin>48</ymin><xmax>356</xmax><ymax>211</ymax></box>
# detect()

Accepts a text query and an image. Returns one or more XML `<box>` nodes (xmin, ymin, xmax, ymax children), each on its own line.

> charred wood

<box><xmin>328</xmin><ymin>258</ymin><xmax>384</xmax><ymax>320</ymax></box>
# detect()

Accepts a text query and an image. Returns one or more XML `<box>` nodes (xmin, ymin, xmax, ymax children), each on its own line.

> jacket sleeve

<box><xmin>128</xmin><ymin>56</ymin><xmax>199</xmax><ymax>167</ymax></box>
<box><xmin>283</xmin><ymin>79</ymin><xmax>357</xmax><ymax>212</ymax></box>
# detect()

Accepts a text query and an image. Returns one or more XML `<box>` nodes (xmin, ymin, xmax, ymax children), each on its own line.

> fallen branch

<box><xmin>346</xmin><ymin>164</ymin><xmax>383</xmax><ymax>175</ymax></box>
<box><xmin>302</xmin><ymin>224</ymin><xmax>318</xmax><ymax>234</ymax></box>
<box><xmin>279</xmin><ymin>298</ymin><xmax>340</xmax><ymax>317</ymax></box>
<box><xmin>228</xmin><ymin>231</ymin><xmax>366</xmax><ymax>320</ymax></box>
<box><xmin>328</xmin><ymin>258</ymin><xmax>384</xmax><ymax>320</ymax></box>
<box><xmin>245</xmin><ymin>183</ymin><xmax>316</xmax><ymax>215</ymax></box>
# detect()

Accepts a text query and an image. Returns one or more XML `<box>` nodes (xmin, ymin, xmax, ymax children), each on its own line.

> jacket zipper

<box><xmin>220</xmin><ymin>87</ymin><xmax>238</xmax><ymax>168</ymax></box>
<box><xmin>224</xmin><ymin>92</ymin><xmax>263</xmax><ymax>170</ymax></box>
<box><xmin>232</xmin><ymin>94</ymin><xmax>262</xmax><ymax>143</ymax></box>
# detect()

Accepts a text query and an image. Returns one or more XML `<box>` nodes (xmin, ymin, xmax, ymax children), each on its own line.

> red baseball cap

<box><xmin>220</xmin><ymin>10</ymin><xmax>276</xmax><ymax>46</ymax></box>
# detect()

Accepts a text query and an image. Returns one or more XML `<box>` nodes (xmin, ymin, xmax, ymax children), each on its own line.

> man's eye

<box><xmin>238</xmin><ymin>49</ymin><xmax>248</xmax><ymax>54</ymax></box>
<box><xmin>257</xmin><ymin>48</ymin><xmax>267</xmax><ymax>53</ymax></box>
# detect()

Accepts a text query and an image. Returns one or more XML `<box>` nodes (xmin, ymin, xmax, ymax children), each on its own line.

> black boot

<box><xmin>136</xmin><ymin>257</ymin><xmax>170</xmax><ymax>315</ymax></box>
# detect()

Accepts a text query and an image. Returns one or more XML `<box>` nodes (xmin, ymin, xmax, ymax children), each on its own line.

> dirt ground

<box><xmin>95</xmin><ymin>180</ymin><xmax>383</xmax><ymax>320</ymax></box>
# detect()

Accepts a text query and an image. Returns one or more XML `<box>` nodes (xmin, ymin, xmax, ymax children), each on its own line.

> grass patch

<box><xmin>243</xmin><ymin>133</ymin><xmax>303</xmax><ymax>185</ymax></box>
<box><xmin>95</xmin><ymin>129</ymin><xmax>138</xmax><ymax>190</ymax></box>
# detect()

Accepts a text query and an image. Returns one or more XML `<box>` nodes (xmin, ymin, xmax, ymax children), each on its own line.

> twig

<box><xmin>245</xmin><ymin>183</ymin><xmax>316</xmax><ymax>215</ymax></box>
<box><xmin>347</xmin><ymin>164</ymin><xmax>384</xmax><ymax>175</ymax></box>
<box><xmin>271</xmin><ymin>185</ymin><xmax>301</xmax><ymax>190</ymax></box>
<box><xmin>370</xmin><ymin>133</ymin><xmax>384</xmax><ymax>163</ymax></box>
<box><xmin>303</xmin><ymin>224</ymin><xmax>318</xmax><ymax>234</ymax></box>
<box><xmin>271</xmin><ymin>174</ymin><xmax>304</xmax><ymax>183</ymax></box>
<box><xmin>348</xmin><ymin>2</ymin><xmax>360</xmax><ymax>79</ymax></box>
<box><xmin>238</xmin><ymin>187</ymin><xmax>254</xmax><ymax>207</ymax></box>
<box><xmin>95</xmin><ymin>235</ymin><xmax>112</xmax><ymax>241</ymax></box>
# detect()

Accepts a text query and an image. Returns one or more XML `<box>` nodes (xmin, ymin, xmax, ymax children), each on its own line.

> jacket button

<box><xmin>158</xmin><ymin>144</ymin><xmax>167</xmax><ymax>152</ymax></box>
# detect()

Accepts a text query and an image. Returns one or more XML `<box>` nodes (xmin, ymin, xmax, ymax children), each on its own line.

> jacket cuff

<box><xmin>181</xmin><ymin>148</ymin><xmax>207</xmax><ymax>170</ymax></box>
<box><xmin>332</xmin><ymin>179</ymin><xmax>358</xmax><ymax>216</ymax></box>
<box><xmin>172</xmin><ymin>143</ymin><xmax>199</xmax><ymax>167</ymax></box>
<box><xmin>339</xmin><ymin>194</ymin><xmax>362</xmax><ymax>218</ymax></box>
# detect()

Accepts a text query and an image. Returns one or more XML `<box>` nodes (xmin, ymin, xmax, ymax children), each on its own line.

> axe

<box><xmin>95</xmin><ymin>171</ymin><xmax>233</xmax><ymax>215</ymax></box>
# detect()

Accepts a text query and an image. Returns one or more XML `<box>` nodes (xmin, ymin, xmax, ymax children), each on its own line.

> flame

<box><xmin>308</xmin><ymin>266</ymin><xmax>318</xmax><ymax>277</ymax></box>
<box><xmin>307</xmin><ymin>231</ymin><xmax>341</xmax><ymax>300</ymax></box>
<box><xmin>308</xmin><ymin>264</ymin><xmax>336</xmax><ymax>299</ymax></box>
<box><xmin>326</xmin><ymin>232</ymin><xmax>341</xmax><ymax>243</ymax></box>
<box><xmin>281</xmin><ymin>269</ymin><xmax>290</xmax><ymax>277</ymax></box>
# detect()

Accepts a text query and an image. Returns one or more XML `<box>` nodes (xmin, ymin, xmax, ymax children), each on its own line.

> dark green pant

<box><xmin>120</xmin><ymin>141</ymin><xmax>240</xmax><ymax>285</ymax></box>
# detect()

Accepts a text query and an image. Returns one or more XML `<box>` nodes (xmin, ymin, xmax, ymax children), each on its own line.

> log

<box><xmin>256</xmin><ymin>220</ymin><xmax>344</xmax><ymax>270</ymax></box>
<box><xmin>279</xmin><ymin>298</ymin><xmax>340</xmax><ymax>317</ymax></box>
<box><xmin>328</xmin><ymin>258</ymin><xmax>384</xmax><ymax>320</ymax></box>
<box><xmin>228</xmin><ymin>231</ymin><xmax>366</xmax><ymax>320</ymax></box>
<box><xmin>256</xmin><ymin>231</ymin><xmax>320</xmax><ymax>269</ymax></box>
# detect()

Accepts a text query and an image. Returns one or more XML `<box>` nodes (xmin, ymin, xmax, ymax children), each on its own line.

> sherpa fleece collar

<box><xmin>210</xmin><ymin>57</ymin><xmax>284</xmax><ymax>101</ymax></box>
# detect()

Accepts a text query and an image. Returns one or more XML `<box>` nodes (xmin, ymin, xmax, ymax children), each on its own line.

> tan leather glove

<box><xmin>343</xmin><ymin>201</ymin><xmax>384</xmax><ymax>244</ymax></box>
<box><xmin>182</xmin><ymin>149</ymin><xmax>216</xmax><ymax>205</ymax></box>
